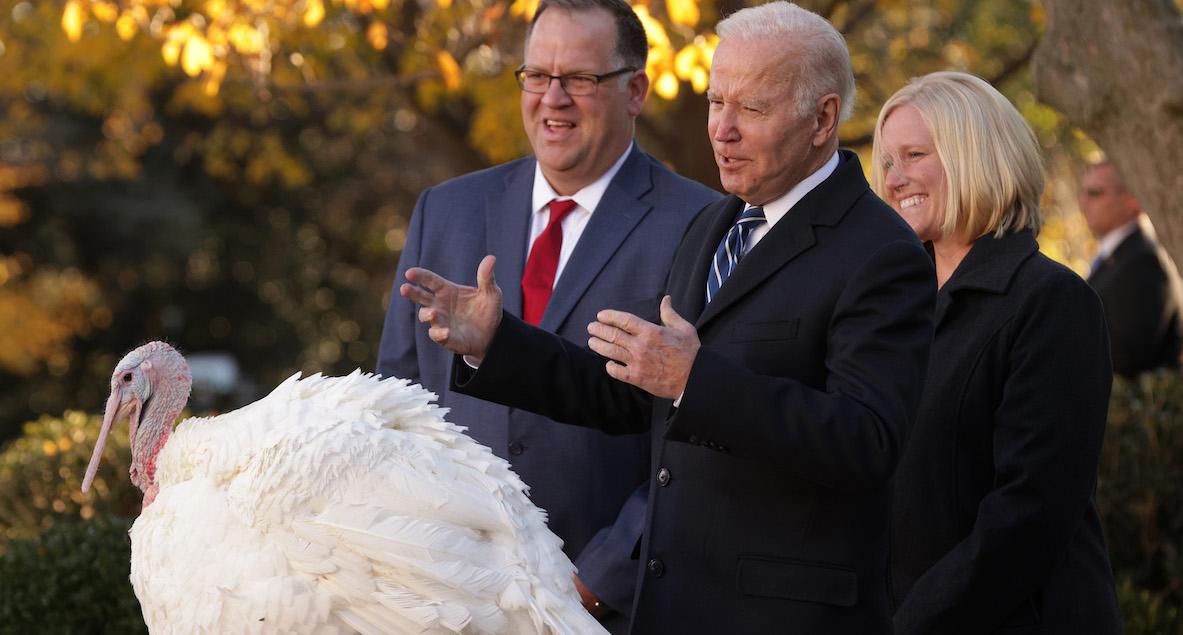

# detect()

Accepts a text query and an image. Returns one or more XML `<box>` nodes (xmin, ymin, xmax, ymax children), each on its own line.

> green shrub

<box><xmin>1101</xmin><ymin>372</ymin><xmax>1183</xmax><ymax>635</ymax></box>
<box><xmin>0</xmin><ymin>513</ymin><xmax>145</xmax><ymax>634</ymax></box>
<box><xmin>1117</xmin><ymin>575</ymin><xmax>1183</xmax><ymax>635</ymax></box>
<box><xmin>0</xmin><ymin>410</ymin><xmax>142</xmax><ymax>551</ymax></box>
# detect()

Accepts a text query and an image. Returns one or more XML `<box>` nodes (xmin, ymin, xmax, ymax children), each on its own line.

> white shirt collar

<box><xmin>1096</xmin><ymin>218</ymin><xmax>1140</xmax><ymax>260</ymax></box>
<box><xmin>748</xmin><ymin>151</ymin><xmax>840</xmax><ymax>230</ymax></box>
<box><xmin>531</xmin><ymin>141</ymin><xmax>634</xmax><ymax>214</ymax></box>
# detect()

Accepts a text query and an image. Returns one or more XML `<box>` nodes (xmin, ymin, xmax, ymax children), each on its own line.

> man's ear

<box><xmin>812</xmin><ymin>93</ymin><xmax>841</xmax><ymax>147</ymax></box>
<box><xmin>627</xmin><ymin>71</ymin><xmax>650</xmax><ymax>117</ymax></box>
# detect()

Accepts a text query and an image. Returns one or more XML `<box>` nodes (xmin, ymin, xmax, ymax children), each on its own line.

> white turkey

<box><xmin>81</xmin><ymin>340</ymin><xmax>607</xmax><ymax>635</ymax></box>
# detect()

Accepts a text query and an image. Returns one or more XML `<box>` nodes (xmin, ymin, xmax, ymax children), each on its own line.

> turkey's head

<box><xmin>82</xmin><ymin>341</ymin><xmax>192</xmax><ymax>506</ymax></box>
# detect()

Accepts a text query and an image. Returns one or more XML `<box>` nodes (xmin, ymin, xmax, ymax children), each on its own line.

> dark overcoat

<box><xmin>1088</xmin><ymin>221</ymin><xmax>1183</xmax><ymax>377</ymax></box>
<box><xmin>890</xmin><ymin>230</ymin><xmax>1121</xmax><ymax>635</ymax></box>
<box><xmin>456</xmin><ymin>152</ymin><xmax>936</xmax><ymax>633</ymax></box>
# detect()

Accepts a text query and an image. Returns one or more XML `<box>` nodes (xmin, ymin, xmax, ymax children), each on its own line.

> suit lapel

<box><xmin>486</xmin><ymin>159</ymin><xmax>535</xmax><ymax>318</ymax></box>
<box><xmin>673</xmin><ymin>196</ymin><xmax>744</xmax><ymax>325</ymax></box>
<box><xmin>695</xmin><ymin>204</ymin><xmax>817</xmax><ymax>328</ymax></box>
<box><xmin>540</xmin><ymin>147</ymin><xmax>655</xmax><ymax>331</ymax></box>
<box><xmin>693</xmin><ymin>150</ymin><xmax>866</xmax><ymax>330</ymax></box>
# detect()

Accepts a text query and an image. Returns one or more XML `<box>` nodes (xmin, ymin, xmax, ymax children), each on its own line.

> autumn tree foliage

<box><xmin>0</xmin><ymin>0</ymin><xmax>1047</xmax><ymax>443</ymax></box>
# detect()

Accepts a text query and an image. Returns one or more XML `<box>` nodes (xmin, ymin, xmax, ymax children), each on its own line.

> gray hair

<box><xmin>716</xmin><ymin>2</ymin><xmax>855</xmax><ymax>121</ymax></box>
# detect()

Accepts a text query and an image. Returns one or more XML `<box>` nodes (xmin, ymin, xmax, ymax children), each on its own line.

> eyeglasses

<box><xmin>514</xmin><ymin>66</ymin><xmax>637</xmax><ymax>96</ymax></box>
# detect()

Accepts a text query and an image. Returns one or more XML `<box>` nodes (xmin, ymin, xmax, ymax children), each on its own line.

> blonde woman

<box><xmin>873</xmin><ymin>71</ymin><xmax>1120</xmax><ymax>635</ymax></box>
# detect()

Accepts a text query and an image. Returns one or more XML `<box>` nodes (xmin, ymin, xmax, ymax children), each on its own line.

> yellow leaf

<box><xmin>437</xmin><ymin>0</ymin><xmax>452</xmax><ymax>7</ymax></box>
<box><xmin>303</xmin><ymin>0</ymin><xmax>325</xmax><ymax>28</ymax></box>
<box><xmin>181</xmin><ymin>34</ymin><xmax>215</xmax><ymax>77</ymax></box>
<box><xmin>61</xmin><ymin>0</ymin><xmax>85</xmax><ymax>43</ymax></box>
<box><xmin>372</xmin><ymin>0</ymin><xmax>389</xmax><ymax>9</ymax></box>
<box><xmin>206</xmin><ymin>23</ymin><xmax>228</xmax><ymax>48</ymax></box>
<box><xmin>632</xmin><ymin>5</ymin><xmax>669</xmax><ymax>48</ymax></box>
<box><xmin>366</xmin><ymin>21</ymin><xmax>388</xmax><ymax>50</ymax></box>
<box><xmin>690</xmin><ymin>66</ymin><xmax>708</xmax><ymax>93</ymax></box>
<box><xmin>437</xmin><ymin>50</ymin><xmax>462</xmax><ymax>91</ymax></box>
<box><xmin>228</xmin><ymin>22</ymin><xmax>265</xmax><ymax>55</ymax></box>
<box><xmin>115</xmin><ymin>14</ymin><xmax>139</xmax><ymax>40</ymax></box>
<box><xmin>203</xmin><ymin>60</ymin><xmax>227</xmax><ymax>97</ymax></box>
<box><xmin>93</xmin><ymin>1</ymin><xmax>119</xmax><ymax>22</ymax></box>
<box><xmin>666</xmin><ymin>0</ymin><xmax>699</xmax><ymax>27</ymax></box>
<box><xmin>510</xmin><ymin>0</ymin><xmax>539</xmax><ymax>18</ymax></box>
<box><xmin>701</xmin><ymin>34</ymin><xmax>718</xmax><ymax>65</ymax></box>
<box><xmin>674</xmin><ymin>44</ymin><xmax>698</xmax><ymax>80</ymax></box>
<box><xmin>162</xmin><ymin>39</ymin><xmax>182</xmax><ymax>66</ymax></box>
<box><xmin>654</xmin><ymin>70</ymin><xmax>678</xmax><ymax>100</ymax></box>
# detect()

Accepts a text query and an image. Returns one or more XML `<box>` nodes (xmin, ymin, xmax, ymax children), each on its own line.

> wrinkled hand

<box><xmin>400</xmin><ymin>255</ymin><xmax>502</xmax><ymax>362</ymax></box>
<box><xmin>587</xmin><ymin>296</ymin><xmax>699</xmax><ymax>399</ymax></box>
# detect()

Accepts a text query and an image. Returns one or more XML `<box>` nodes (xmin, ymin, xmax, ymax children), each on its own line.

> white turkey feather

<box><xmin>86</xmin><ymin>347</ymin><xmax>605</xmax><ymax>635</ymax></box>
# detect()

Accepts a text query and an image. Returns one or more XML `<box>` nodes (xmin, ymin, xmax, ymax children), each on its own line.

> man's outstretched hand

<box><xmin>401</xmin><ymin>255</ymin><xmax>503</xmax><ymax>363</ymax></box>
<box><xmin>587</xmin><ymin>296</ymin><xmax>700</xmax><ymax>399</ymax></box>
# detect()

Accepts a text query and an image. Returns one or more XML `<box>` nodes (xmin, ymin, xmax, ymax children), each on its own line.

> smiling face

<box><xmin>878</xmin><ymin>104</ymin><xmax>949</xmax><ymax>242</ymax></box>
<box><xmin>706</xmin><ymin>37</ymin><xmax>835</xmax><ymax>206</ymax></box>
<box><xmin>521</xmin><ymin>7</ymin><xmax>646</xmax><ymax>196</ymax></box>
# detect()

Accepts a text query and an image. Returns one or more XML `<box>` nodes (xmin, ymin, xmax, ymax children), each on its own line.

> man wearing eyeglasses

<box><xmin>376</xmin><ymin>0</ymin><xmax>718</xmax><ymax>629</ymax></box>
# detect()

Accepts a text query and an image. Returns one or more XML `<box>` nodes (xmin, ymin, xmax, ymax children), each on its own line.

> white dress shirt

<box><xmin>528</xmin><ymin>142</ymin><xmax>634</xmax><ymax>287</ymax></box>
<box><xmin>741</xmin><ymin>150</ymin><xmax>839</xmax><ymax>255</ymax></box>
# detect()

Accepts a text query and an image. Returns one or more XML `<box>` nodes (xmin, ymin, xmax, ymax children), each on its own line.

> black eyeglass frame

<box><xmin>513</xmin><ymin>66</ymin><xmax>638</xmax><ymax>95</ymax></box>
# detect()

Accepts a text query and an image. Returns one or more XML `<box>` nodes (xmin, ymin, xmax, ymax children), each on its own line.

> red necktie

<box><xmin>521</xmin><ymin>199</ymin><xmax>578</xmax><ymax>325</ymax></box>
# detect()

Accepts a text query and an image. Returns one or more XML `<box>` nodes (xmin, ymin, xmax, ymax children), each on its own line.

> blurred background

<box><xmin>0</xmin><ymin>0</ymin><xmax>1180</xmax><ymax>632</ymax></box>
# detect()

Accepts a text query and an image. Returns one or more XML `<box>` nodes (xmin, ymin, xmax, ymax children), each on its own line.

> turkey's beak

<box><xmin>81</xmin><ymin>386</ymin><xmax>140</xmax><ymax>493</ymax></box>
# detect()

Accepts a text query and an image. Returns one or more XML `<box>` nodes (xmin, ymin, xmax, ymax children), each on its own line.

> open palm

<box><xmin>401</xmin><ymin>255</ymin><xmax>503</xmax><ymax>362</ymax></box>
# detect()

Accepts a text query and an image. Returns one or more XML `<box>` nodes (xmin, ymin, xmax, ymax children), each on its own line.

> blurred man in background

<box><xmin>1081</xmin><ymin>160</ymin><xmax>1183</xmax><ymax>377</ymax></box>
<box><xmin>376</xmin><ymin>0</ymin><xmax>718</xmax><ymax>629</ymax></box>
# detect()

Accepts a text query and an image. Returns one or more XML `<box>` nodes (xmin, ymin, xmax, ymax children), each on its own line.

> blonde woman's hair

<box><xmin>871</xmin><ymin>71</ymin><xmax>1044</xmax><ymax>239</ymax></box>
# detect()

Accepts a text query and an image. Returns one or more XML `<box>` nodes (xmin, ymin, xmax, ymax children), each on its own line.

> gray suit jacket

<box><xmin>377</xmin><ymin>144</ymin><xmax>719</xmax><ymax>614</ymax></box>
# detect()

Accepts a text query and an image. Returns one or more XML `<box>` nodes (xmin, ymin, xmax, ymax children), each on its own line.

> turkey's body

<box><xmin>129</xmin><ymin>371</ymin><xmax>603</xmax><ymax>635</ymax></box>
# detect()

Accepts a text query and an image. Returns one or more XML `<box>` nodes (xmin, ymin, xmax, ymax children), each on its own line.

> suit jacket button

<box><xmin>646</xmin><ymin>558</ymin><xmax>665</xmax><ymax>577</ymax></box>
<box><xmin>657</xmin><ymin>467</ymin><xmax>671</xmax><ymax>486</ymax></box>
<box><xmin>508</xmin><ymin>441</ymin><xmax>525</xmax><ymax>456</ymax></box>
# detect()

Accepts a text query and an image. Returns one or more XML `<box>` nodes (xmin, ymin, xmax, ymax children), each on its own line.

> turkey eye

<box><xmin>122</xmin><ymin>372</ymin><xmax>133</xmax><ymax>383</ymax></box>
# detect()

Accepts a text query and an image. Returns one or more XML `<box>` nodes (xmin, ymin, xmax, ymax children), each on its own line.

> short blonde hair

<box><xmin>871</xmin><ymin>71</ymin><xmax>1043</xmax><ymax>239</ymax></box>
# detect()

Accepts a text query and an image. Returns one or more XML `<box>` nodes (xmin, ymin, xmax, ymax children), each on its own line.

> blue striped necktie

<box><xmin>705</xmin><ymin>206</ymin><xmax>767</xmax><ymax>305</ymax></box>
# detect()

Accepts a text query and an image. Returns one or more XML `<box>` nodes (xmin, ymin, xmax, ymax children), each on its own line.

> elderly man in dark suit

<box><xmin>400</xmin><ymin>2</ymin><xmax>934</xmax><ymax>632</ymax></box>
<box><xmin>375</xmin><ymin>0</ymin><xmax>718</xmax><ymax>627</ymax></box>
<box><xmin>1081</xmin><ymin>160</ymin><xmax>1183</xmax><ymax>377</ymax></box>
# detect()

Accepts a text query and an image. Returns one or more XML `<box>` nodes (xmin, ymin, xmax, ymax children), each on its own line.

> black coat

<box><xmin>1088</xmin><ymin>222</ymin><xmax>1183</xmax><ymax>377</ymax></box>
<box><xmin>890</xmin><ymin>230</ymin><xmax>1121</xmax><ymax>635</ymax></box>
<box><xmin>455</xmin><ymin>151</ymin><xmax>936</xmax><ymax>633</ymax></box>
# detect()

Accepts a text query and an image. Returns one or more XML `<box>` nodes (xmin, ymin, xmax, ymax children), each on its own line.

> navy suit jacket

<box><xmin>453</xmin><ymin>151</ymin><xmax>935</xmax><ymax>633</ymax></box>
<box><xmin>1087</xmin><ymin>221</ymin><xmax>1183</xmax><ymax>377</ymax></box>
<box><xmin>376</xmin><ymin>144</ymin><xmax>719</xmax><ymax>613</ymax></box>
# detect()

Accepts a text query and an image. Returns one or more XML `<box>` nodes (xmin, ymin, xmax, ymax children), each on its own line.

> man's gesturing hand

<box><xmin>400</xmin><ymin>255</ymin><xmax>503</xmax><ymax>363</ymax></box>
<box><xmin>587</xmin><ymin>296</ymin><xmax>700</xmax><ymax>399</ymax></box>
